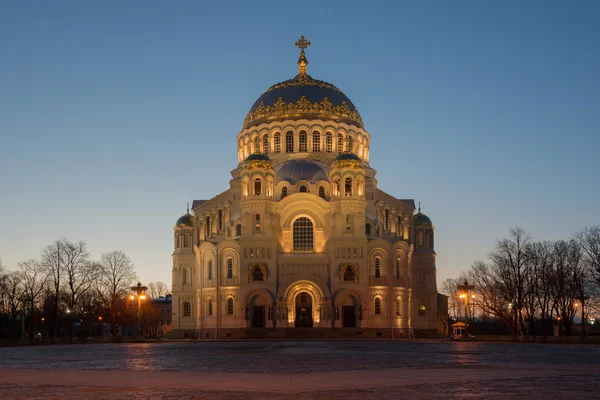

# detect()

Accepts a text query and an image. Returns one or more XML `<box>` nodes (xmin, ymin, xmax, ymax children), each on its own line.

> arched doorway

<box><xmin>337</xmin><ymin>290</ymin><xmax>362</xmax><ymax>328</ymax></box>
<box><xmin>295</xmin><ymin>292</ymin><xmax>313</xmax><ymax>327</ymax></box>
<box><xmin>247</xmin><ymin>292</ymin><xmax>270</xmax><ymax>328</ymax></box>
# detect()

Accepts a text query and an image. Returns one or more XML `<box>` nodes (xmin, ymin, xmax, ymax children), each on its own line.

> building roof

<box><xmin>275</xmin><ymin>160</ymin><xmax>330</xmax><ymax>184</ymax></box>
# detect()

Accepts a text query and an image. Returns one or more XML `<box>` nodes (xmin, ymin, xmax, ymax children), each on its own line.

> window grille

<box><xmin>274</xmin><ymin>133</ymin><xmax>281</xmax><ymax>153</ymax></box>
<box><xmin>384</xmin><ymin>209</ymin><xmax>389</xmax><ymax>230</ymax></box>
<box><xmin>262</xmin><ymin>136</ymin><xmax>269</xmax><ymax>154</ymax></box>
<box><xmin>396</xmin><ymin>258</ymin><xmax>401</xmax><ymax>279</ymax></box>
<box><xmin>205</xmin><ymin>216</ymin><xmax>211</xmax><ymax>237</ymax></box>
<box><xmin>286</xmin><ymin>131</ymin><xmax>294</xmax><ymax>152</ymax></box>
<box><xmin>375</xmin><ymin>257</ymin><xmax>381</xmax><ymax>278</ymax></box>
<box><xmin>255</xmin><ymin>214</ymin><xmax>261</xmax><ymax>232</ymax></box>
<box><xmin>254</xmin><ymin>137</ymin><xmax>259</xmax><ymax>154</ymax></box>
<box><xmin>397</xmin><ymin>215</ymin><xmax>403</xmax><ymax>237</ymax></box>
<box><xmin>299</xmin><ymin>131</ymin><xmax>307</xmax><ymax>152</ymax></box>
<box><xmin>227</xmin><ymin>258</ymin><xmax>233</xmax><ymax>279</ymax></box>
<box><xmin>281</xmin><ymin>187</ymin><xmax>288</xmax><ymax>199</ymax></box>
<box><xmin>254</xmin><ymin>179</ymin><xmax>261</xmax><ymax>196</ymax></box>
<box><xmin>293</xmin><ymin>217</ymin><xmax>313</xmax><ymax>251</ymax></box>
<box><xmin>345</xmin><ymin>178</ymin><xmax>352</xmax><ymax>196</ymax></box>
<box><xmin>208</xmin><ymin>299</ymin><xmax>213</xmax><ymax>315</ymax></box>
<box><xmin>218</xmin><ymin>209</ymin><xmax>223</xmax><ymax>231</ymax></box>
<box><xmin>318</xmin><ymin>186</ymin><xmax>326</xmax><ymax>199</ymax></box>
<box><xmin>183</xmin><ymin>302</ymin><xmax>191</xmax><ymax>317</ymax></box>
<box><xmin>325</xmin><ymin>133</ymin><xmax>332</xmax><ymax>152</ymax></box>
<box><xmin>227</xmin><ymin>298</ymin><xmax>234</xmax><ymax>315</ymax></box>
<box><xmin>337</xmin><ymin>134</ymin><xmax>344</xmax><ymax>153</ymax></box>
<box><xmin>312</xmin><ymin>131</ymin><xmax>320</xmax><ymax>152</ymax></box>
<box><xmin>208</xmin><ymin>260</ymin><xmax>213</xmax><ymax>280</ymax></box>
<box><xmin>375</xmin><ymin>298</ymin><xmax>381</xmax><ymax>315</ymax></box>
<box><xmin>235</xmin><ymin>224</ymin><xmax>242</xmax><ymax>237</ymax></box>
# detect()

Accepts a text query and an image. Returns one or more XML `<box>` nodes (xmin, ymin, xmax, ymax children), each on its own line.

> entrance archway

<box><xmin>246</xmin><ymin>290</ymin><xmax>271</xmax><ymax>328</ymax></box>
<box><xmin>283</xmin><ymin>280</ymin><xmax>324</xmax><ymax>328</ymax></box>
<box><xmin>336</xmin><ymin>289</ymin><xmax>363</xmax><ymax>328</ymax></box>
<box><xmin>295</xmin><ymin>292</ymin><xmax>313</xmax><ymax>327</ymax></box>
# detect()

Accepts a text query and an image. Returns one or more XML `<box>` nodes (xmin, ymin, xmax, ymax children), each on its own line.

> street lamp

<box><xmin>457</xmin><ymin>280</ymin><xmax>474</xmax><ymax>329</ymax></box>
<box><xmin>130</xmin><ymin>282</ymin><xmax>148</xmax><ymax>338</ymax></box>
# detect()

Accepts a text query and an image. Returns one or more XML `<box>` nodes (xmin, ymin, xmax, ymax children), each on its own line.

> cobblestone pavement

<box><xmin>0</xmin><ymin>341</ymin><xmax>599</xmax><ymax>398</ymax></box>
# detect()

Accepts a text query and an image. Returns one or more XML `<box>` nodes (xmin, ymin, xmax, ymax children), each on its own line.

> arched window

<box><xmin>255</xmin><ymin>214</ymin><xmax>261</xmax><ymax>232</ymax></box>
<box><xmin>274</xmin><ymin>133</ymin><xmax>281</xmax><ymax>153</ymax></box>
<box><xmin>397</xmin><ymin>215</ymin><xmax>403</xmax><ymax>237</ymax></box>
<box><xmin>293</xmin><ymin>217</ymin><xmax>314</xmax><ymax>251</ymax></box>
<box><xmin>374</xmin><ymin>298</ymin><xmax>381</xmax><ymax>315</ymax></box>
<box><xmin>253</xmin><ymin>137</ymin><xmax>259</xmax><ymax>154</ymax></box>
<box><xmin>299</xmin><ymin>185</ymin><xmax>307</xmax><ymax>193</ymax></box>
<box><xmin>218</xmin><ymin>209</ymin><xmax>223</xmax><ymax>231</ymax></box>
<box><xmin>252</xmin><ymin>266</ymin><xmax>264</xmax><ymax>281</ymax></box>
<box><xmin>205</xmin><ymin>216</ymin><xmax>211</xmax><ymax>238</ymax></box>
<box><xmin>343</xmin><ymin>266</ymin><xmax>355</xmax><ymax>281</ymax></box>
<box><xmin>396</xmin><ymin>300</ymin><xmax>401</xmax><ymax>316</ymax></box>
<box><xmin>348</xmin><ymin>137</ymin><xmax>354</xmax><ymax>153</ymax></box>
<box><xmin>345</xmin><ymin>214</ymin><xmax>352</xmax><ymax>231</ymax></box>
<box><xmin>312</xmin><ymin>131</ymin><xmax>320</xmax><ymax>152</ymax></box>
<box><xmin>365</xmin><ymin>223</ymin><xmax>371</xmax><ymax>236</ymax></box>
<box><xmin>286</xmin><ymin>131</ymin><xmax>294</xmax><ymax>152</ymax></box>
<box><xmin>227</xmin><ymin>298</ymin><xmax>234</xmax><ymax>315</ymax></box>
<box><xmin>227</xmin><ymin>258</ymin><xmax>233</xmax><ymax>279</ymax></box>
<box><xmin>281</xmin><ymin>187</ymin><xmax>288</xmax><ymax>199</ymax></box>
<box><xmin>384</xmin><ymin>209</ymin><xmax>389</xmax><ymax>230</ymax></box>
<box><xmin>356</xmin><ymin>177</ymin><xmax>364</xmax><ymax>196</ymax></box>
<box><xmin>183</xmin><ymin>302</ymin><xmax>191</xmax><ymax>317</ymax></box>
<box><xmin>396</xmin><ymin>257</ymin><xmax>401</xmax><ymax>279</ymax></box>
<box><xmin>374</xmin><ymin>257</ymin><xmax>381</xmax><ymax>278</ymax></box>
<box><xmin>345</xmin><ymin>177</ymin><xmax>352</xmax><ymax>196</ymax></box>
<box><xmin>299</xmin><ymin>131</ymin><xmax>307</xmax><ymax>152</ymax></box>
<box><xmin>325</xmin><ymin>132</ymin><xmax>332</xmax><ymax>152</ymax></box>
<box><xmin>254</xmin><ymin>178</ymin><xmax>261</xmax><ymax>196</ymax></box>
<box><xmin>262</xmin><ymin>135</ymin><xmax>269</xmax><ymax>154</ymax></box>
<box><xmin>333</xmin><ymin>179</ymin><xmax>340</xmax><ymax>197</ymax></box>
<box><xmin>235</xmin><ymin>224</ymin><xmax>242</xmax><ymax>237</ymax></box>
<box><xmin>418</xmin><ymin>303</ymin><xmax>426</xmax><ymax>317</ymax></box>
<box><xmin>208</xmin><ymin>299</ymin><xmax>213</xmax><ymax>316</ymax></box>
<box><xmin>418</xmin><ymin>231</ymin><xmax>424</xmax><ymax>247</ymax></box>
<box><xmin>337</xmin><ymin>134</ymin><xmax>344</xmax><ymax>153</ymax></box>
<box><xmin>208</xmin><ymin>260</ymin><xmax>213</xmax><ymax>280</ymax></box>
<box><xmin>318</xmin><ymin>186</ymin><xmax>326</xmax><ymax>199</ymax></box>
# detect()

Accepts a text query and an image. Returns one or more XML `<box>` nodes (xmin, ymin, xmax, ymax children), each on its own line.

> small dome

<box><xmin>333</xmin><ymin>152</ymin><xmax>362</xmax><ymax>168</ymax></box>
<box><xmin>244</xmin><ymin>153</ymin><xmax>272</xmax><ymax>169</ymax></box>
<box><xmin>413</xmin><ymin>212</ymin><xmax>432</xmax><ymax>227</ymax></box>
<box><xmin>175</xmin><ymin>213</ymin><xmax>194</xmax><ymax>228</ymax></box>
<box><xmin>275</xmin><ymin>160</ymin><xmax>329</xmax><ymax>184</ymax></box>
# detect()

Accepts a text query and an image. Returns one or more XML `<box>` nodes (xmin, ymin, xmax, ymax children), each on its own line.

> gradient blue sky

<box><xmin>1</xmin><ymin>1</ymin><xmax>599</xmax><ymax>286</ymax></box>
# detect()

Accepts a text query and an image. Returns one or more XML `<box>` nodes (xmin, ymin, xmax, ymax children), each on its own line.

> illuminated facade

<box><xmin>171</xmin><ymin>37</ymin><xmax>438</xmax><ymax>338</ymax></box>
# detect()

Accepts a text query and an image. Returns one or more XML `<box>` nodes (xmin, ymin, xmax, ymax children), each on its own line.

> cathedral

<box><xmin>171</xmin><ymin>37</ymin><xmax>438</xmax><ymax>339</ymax></box>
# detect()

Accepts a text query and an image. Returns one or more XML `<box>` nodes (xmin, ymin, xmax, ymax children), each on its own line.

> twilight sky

<box><xmin>1</xmin><ymin>1</ymin><xmax>598</xmax><ymax>287</ymax></box>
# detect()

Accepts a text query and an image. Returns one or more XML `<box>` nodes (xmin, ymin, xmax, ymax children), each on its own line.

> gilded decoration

<box><xmin>243</xmin><ymin>95</ymin><xmax>363</xmax><ymax>129</ymax></box>
<box><xmin>245</xmin><ymin>159</ymin><xmax>272</xmax><ymax>170</ymax></box>
<box><xmin>333</xmin><ymin>158</ymin><xmax>362</xmax><ymax>169</ymax></box>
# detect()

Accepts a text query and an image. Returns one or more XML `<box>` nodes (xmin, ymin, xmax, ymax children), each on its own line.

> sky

<box><xmin>1</xmin><ymin>1</ymin><xmax>599</xmax><ymax>287</ymax></box>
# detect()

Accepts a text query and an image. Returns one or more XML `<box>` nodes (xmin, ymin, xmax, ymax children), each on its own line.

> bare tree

<box><xmin>62</xmin><ymin>241</ymin><xmax>96</xmax><ymax>315</ymax></box>
<box><xmin>551</xmin><ymin>239</ymin><xmax>585</xmax><ymax>336</ymax></box>
<box><xmin>578</xmin><ymin>226</ymin><xmax>600</xmax><ymax>288</ymax></box>
<box><xmin>19</xmin><ymin>259</ymin><xmax>49</xmax><ymax>341</ymax></box>
<box><xmin>96</xmin><ymin>251</ymin><xmax>137</xmax><ymax>340</ymax></box>
<box><xmin>489</xmin><ymin>227</ymin><xmax>531</xmax><ymax>336</ymax></box>
<box><xmin>441</xmin><ymin>279</ymin><xmax>460</xmax><ymax>320</ymax></box>
<box><xmin>529</xmin><ymin>241</ymin><xmax>555</xmax><ymax>336</ymax></box>
<box><xmin>41</xmin><ymin>240</ymin><xmax>65</xmax><ymax>340</ymax></box>
<box><xmin>147</xmin><ymin>281</ymin><xmax>169</xmax><ymax>299</ymax></box>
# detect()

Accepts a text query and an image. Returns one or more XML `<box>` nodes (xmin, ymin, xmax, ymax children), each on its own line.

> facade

<box><xmin>171</xmin><ymin>37</ymin><xmax>438</xmax><ymax>339</ymax></box>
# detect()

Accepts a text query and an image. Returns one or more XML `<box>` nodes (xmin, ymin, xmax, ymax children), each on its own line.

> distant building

<box><xmin>171</xmin><ymin>37</ymin><xmax>438</xmax><ymax>339</ymax></box>
<box><xmin>148</xmin><ymin>295</ymin><xmax>172</xmax><ymax>337</ymax></box>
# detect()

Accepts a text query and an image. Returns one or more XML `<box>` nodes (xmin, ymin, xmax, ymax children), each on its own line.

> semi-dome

<box><xmin>275</xmin><ymin>160</ymin><xmax>329</xmax><ymax>184</ymax></box>
<box><xmin>175</xmin><ymin>212</ymin><xmax>194</xmax><ymax>228</ymax></box>
<box><xmin>242</xmin><ymin>37</ymin><xmax>362</xmax><ymax>130</ymax></box>
<box><xmin>333</xmin><ymin>151</ymin><xmax>362</xmax><ymax>168</ymax></box>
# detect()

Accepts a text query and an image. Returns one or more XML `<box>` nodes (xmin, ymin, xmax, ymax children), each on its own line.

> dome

<box><xmin>333</xmin><ymin>151</ymin><xmax>362</xmax><ymax>168</ymax></box>
<box><xmin>275</xmin><ymin>160</ymin><xmax>329</xmax><ymax>184</ymax></box>
<box><xmin>175</xmin><ymin>213</ymin><xmax>194</xmax><ymax>228</ymax></box>
<box><xmin>242</xmin><ymin>38</ymin><xmax>362</xmax><ymax>130</ymax></box>
<box><xmin>245</xmin><ymin>153</ymin><xmax>271</xmax><ymax>162</ymax></box>
<box><xmin>413</xmin><ymin>212</ymin><xmax>432</xmax><ymax>227</ymax></box>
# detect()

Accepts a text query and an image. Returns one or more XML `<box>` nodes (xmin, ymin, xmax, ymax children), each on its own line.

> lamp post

<box><xmin>98</xmin><ymin>316</ymin><xmax>103</xmax><ymax>338</ymax></box>
<box><xmin>130</xmin><ymin>282</ymin><xmax>148</xmax><ymax>338</ymax></box>
<box><xmin>576</xmin><ymin>295</ymin><xmax>590</xmax><ymax>337</ymax></box>
<box><xmin>457</xmin><ymin>280</ymin><xmax>474</xmax><ymax>332</ymax></box>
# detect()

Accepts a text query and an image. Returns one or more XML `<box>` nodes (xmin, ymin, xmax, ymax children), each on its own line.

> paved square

<box><xmin>0</xmin><ymin>341</ymin><xmax>599</xmax><ymax>399</ymax></box>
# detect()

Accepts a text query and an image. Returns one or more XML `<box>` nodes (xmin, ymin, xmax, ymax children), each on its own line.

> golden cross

<box><xmin>295</xmin><ymin>35</ymin><xmax>311</xmax><ymax>51</ymax></box>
